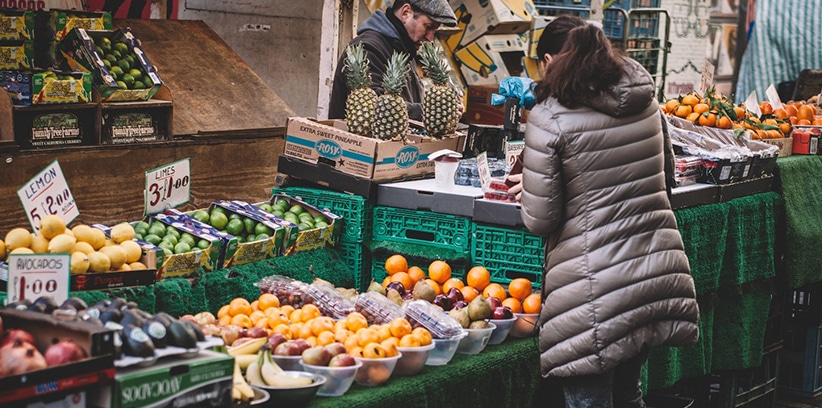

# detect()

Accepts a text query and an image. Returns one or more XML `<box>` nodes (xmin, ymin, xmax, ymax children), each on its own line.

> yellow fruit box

<box><xmin>283</xmin><ymin>117</ymin><xmax>465</xmax><ymax>181</ymax></box>
<box><xmin>198</xmin><ymin>201</ymin><xmax>287</xmax><ymax>267</ymax></box>
<box><xmin>0</xmin><ymin>9</ymin><xmax>35</xmax><ymax>41</ymax></box>
<box><xmin>0</xmin><ymin>40</ymin><xmax>33</xmax><ymax>70</ymax></box>
<box><xmin>47</xmin><ymin>9</ymin><xmax>112</xmax><ymax>42</ymax></box>
<box><xmin>77</xmin><ymin>223</ymin><xmax>162</xmax><ymax>291</ymax></box>
<box><xmin>252</xmin><ymin>193</ymin><xmax>342</xmax><ymax>255</ymax></box>
<box><xmin>449</xmin><ymin>0</ymin><xmax>536</xmax><ymax>48</ymax></box>
<box><xmin>2</xmin><ymin>70</ymin><xmax>92</xmax><ymax>106</ymax></box>
<box><xmin>143</xmin><ymin>211</ymin><xmax>230</xmax><ymax>280</ymax></box>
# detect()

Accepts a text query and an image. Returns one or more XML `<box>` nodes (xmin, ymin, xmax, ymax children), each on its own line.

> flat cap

<box><xmin>406</xmin><ymin>0</ymin><xmax>458</xmax><ymax>27</ymax></box>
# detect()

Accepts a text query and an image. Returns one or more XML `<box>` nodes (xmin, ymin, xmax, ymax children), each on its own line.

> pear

<box><xmin>386</xmin><ymin>288</ymin><xmax>403</xmax><ymax>306</ymax></box>
<box><xmin>467</xmin><ymin>295</ymin><xmax>492</xmax><ymax>322</ymax></box>
<box><xmin>412</xmin><ymin>280</ymin><xmax>436</xmax><ymax>302</ymax></box>
<box><xmin>367</xmin><ymin>280</ymin><xmax>386</xmax><ymax>296</ymax></box>
<box><xmin>448</xmin><ymin>307</ymin><xmax>470</xmax><ymax>328</ymax></box>
<box><xmin>469</xmin><ymin>320</ymin><xmax>490</xmax><ymax>329</ymax></box>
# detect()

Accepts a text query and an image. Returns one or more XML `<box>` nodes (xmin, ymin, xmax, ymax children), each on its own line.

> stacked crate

<box><xmin>779</xmin><ymin>282</ymin><xmax>822</xmax><ymax>398</ymax></box>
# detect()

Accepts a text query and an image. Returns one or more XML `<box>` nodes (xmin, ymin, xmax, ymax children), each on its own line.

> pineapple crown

<box><xmin>418</xmin><ymin>41</ymin><xmax>450</xmax><ymax>85</ymax></box>
<box><xmin>343</xmin><ymin>43</ymin><xmax>372</xmax><ymax>90</ymax></box>
<box><xmin>382</xmin><ymin>51</ymin><xmax>411</xmax><ymax>96</ymax></box>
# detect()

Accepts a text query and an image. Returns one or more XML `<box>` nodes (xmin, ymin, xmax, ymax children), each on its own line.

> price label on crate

<box><xmin>6</xmin><ymin>254</ymin><xmax>70</xmax><ymax>306</ymax></box>
<box><xmin>477</xmin><ymin>152</ymin><xmax>492</xmax><ymax>191</ymax></box>
<box><xmin>145</xmin><ymin>158</ymin><xmax>191</xmax><ymax>215</ymax></box>
<box><xmin>699</xmin><ymin>58</ymin><xmax>715</xmax><ymax>96</ymax></box>
<box><xmin>17</xmin><ymin>160</ymin><xmax>79</xmax><ymax>233</ymax></box>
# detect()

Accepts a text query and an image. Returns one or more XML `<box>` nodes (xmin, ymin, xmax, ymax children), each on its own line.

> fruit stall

<box><xmin>1</xmin><ymin>4</ymin><xmax>822</xmax><ymax>408</ymax></box>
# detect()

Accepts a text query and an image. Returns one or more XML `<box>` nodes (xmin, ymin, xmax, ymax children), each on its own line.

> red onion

<box><xmin>0</xmin><ymin>339</ymin><xmax>48</xmax><ymax>376</ymax></box>
<box><xmin>44</xmin><ymin>339</ymin><xmax>88</xmax><ymax>367</ymax></box>
<box><xmin>0</xmin><ymin>329</ymin><xmax>35</xmax><ymax>349</ymax></box>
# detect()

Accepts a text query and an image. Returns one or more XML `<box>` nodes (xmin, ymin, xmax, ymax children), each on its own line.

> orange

<box><xmin>716</xmin><ymin>115</ymin><xmax>732</xmax><ymax>129</ymax></box>
<box><xmin>271</xmin><ymin>323</ymin><xmax>292</xmax><ymax>340</ymax></box>
<box><xmin>349</xmin><ymin>346</ymin><xmax>364</xmax><ymax>358</ymax></box>
<box><xmin>376</xmin><ymin>324</ymin><xmax>392</xmax><ymax>342</ymax></box>
<box><xmin>267</xmin><ymin>313</ymin><xmax>288</xmax><ymax>329</ymax></box>
<box><xmin>344</xmin><ymin>334</ymin><xmax>360</xmax><ymax>351</ymax></box>
<box><xmin>300</xmin><ymin>304</ymin><xmax>321</xmax><ymax>322</ymax></box>
<box><xmin>380</xmin><ymin>338</ymin><xmax>400</xmax><ymax>357</ymax></box>
<box><xmin>407</xmin><ymin>266</ymin><xmax>426</xmax><ymax>283</ymax></box>
<box><xmin>759</xmin><ymin>101</ymin><xmax>773</xmax><ymax>115</ymax></box>
<box><xmin>250</xmin><ymin>300</ymin><xmax>259</xmax><ymax>311</ymax></box>
<box><xmin>483</xmin><ymin>283</ymin><xmax>507</xmax><ymax>301</ymax></box>
<box><xmin>773</xmin><ymin>108</ymin><xmax>788</xmax><ymax>120</ymax></box>
<box><xmin>217</xmin><ymin>304</ymin><xmax>230</xmax><ymax>319</ymax></box>
<box><xmin>522</xmin><ymin>293</ymin><xmax>542</xmax><ymax>314</ymax></box>
<box><xmin>798</xmin><ymin>119</ymin><xmax>812</xmax><ymax>125</ymax></box>
<box><xmin>698</xmin><ymin>112</ymin><xmax>716</xmax><ymax>127</ymax></box>
<box><xmin>813</xmin><ymin>118</ymin><xmax>822</xmax><ymax>126</ymax></box>
<box><xmin>390</xmin><ymin>272</ymin><xmax>414</xmax><ymax>292</ymax></box>
<box><xmin>334</xmin><ymin>319</ymin><xmax>347</xmax><ymax>332</ymax></box>
<box><xmin>228</xmin><ymin>297</ymin><xmax>252</xmax><ymax>317</ymax></box>
<box><xmin>411</xmin><ymin>327</ymin><xmax>432</xmax><ymax>346</ymax></box>
<box><xmin>299</xmin><ymin>322</ymin><xmax>315</xmax><ymax>339</ymax></box>
<box><xmin>733</xmin><ymin>106</ymin><xmax>747</xmax><ymax>120</ymax></box>
<box><xmin>681</xmin><ymin>93</ymin><xmax>699</xmax><ymax>106</ymax></box>
<box><xmin>382</xmin><ymin>276</ymin><xmax>392</xmax><ymax>287</ymax></box>
<box><xmin>335</xmin><ymin>329</ymin><xmax>351</xmax><ymax>343</ymax></box>
<box><xmin>674</xmin><ymin>104</ymin><xmax>692</xmax><ymax>118</ymax></box>
<box><xmin>217</xmin><ymin>315</ymin><xmax>232</xmax><ymax>327</ymax></box>
<box><xmin>279</xmin><ymin>304</ymin><xmax>295</xmax><ymax>316</ymax></box>
<box><xmin>466</xmin><ymin>266</ymin><xmax>491</xmax><ymax>291</ymax></box>
<box><xmin>685</xmin><ymin>112</ymin><xmax>700</xmax><ymax>122</ymax></box>
<box><xmin>798</xmin><ymin>105</ymin><xmax>816</xmax><ymax>122</ymax></box>
<box><xmin>230</xmin><ymin>314</ymin><xmax>253</xmax><ymax>329</ymax></box>
<box><xmin>310</xmin><ymin>316</ymin><xmax>335</xmax><ymax>336</ymax></box>
<box><xmin>508</xmin><ymin>278</ymin><xmax>533</xmax><ymax>301</ymax></box>
<box><xmin>258</xmin><ymin>293</ymin><xmax>280</xmax><ymax>310</ymax></box>
<box><xmin>460</xmin><ymin>285</ymin><xmax>480</xmax><ymax>302</ymax></box>
<box><xmin>664</xmin><ymin>99</ymin><xmax>679</xmax><ymax>113</ymax></box>
<box><xmin>358</xmin><ymin>328</ymin><xmax>381</xmax><ymax>346</ymax></box>
<box><xmin>399</xmin><ymin>334</ymin><xmax>421</xmax><ymax>348</ymax></box>
<box><xmin>345</xmin><ymin>312</ymin><xmax>369</xmax><ymax>333</ymax></box>
<box><xmin>388</xmin><ymin>317</ymin><xmax>413</xmax><ymax>339</ymax></box>
<box><xmin>289</xmin><ymin>308</ymin><xmax>303</xmax><ymax>324</ymax></box>
<box><xmin>385</xmin><ymin>254</ymin><xmax>408</xmax><ymax>276</ymax></box>
<box><xmin>428</xmin><ymin>260</ymin><xmax>452</xmax><ymax>284</ymax></box>
<box><xmin>693</xmin><ymin>103</ymin><xmax>709</xmax><ymax>114</ymax></box>
<box><xmin>502</xmin><ymin>297</ymin><xmax>523</xmax><ymax>314</ymax></box>
<box><xmin>249</xmin><ymin>310</ymin><xmax>266</xmax><ymax>325</ymax></box>
<box><xmin>779</xmin><ymin>122</ymin><xmax>792</xmax><ymax>135</ymax></box>
<box><xmin>362</xmin><ymin>343</ymin><xmax>388</xmax><ymax>358</ymax></box>
<box><xmin>784</xmin><ymin>104</ymin><xmax>798</xmax><ymax>117</ymax></box>
<box><xmin>306</xmin><ymin>336</ymin><xmax>318</xmax><ymax>347</ymax></box>
<box><xmin>425</xmin><ymin>279</ymin><xmax>442</xmax><ymax>296</ymax></box>
<box><xmin>317</xmin><ymin>331</ymin><xmax>336</xmax><ymax>346</ymax></box>
<box><xmin>441</xmin><ymin>277</ymin><xmax>465</xmax><ymax>294</ymax></box>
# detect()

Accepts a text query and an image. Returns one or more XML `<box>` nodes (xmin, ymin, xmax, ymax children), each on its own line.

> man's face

<box><xmin>400</xmin><ymin>6</ymin><xmax>440</xmax><ymax>48</ymax></box>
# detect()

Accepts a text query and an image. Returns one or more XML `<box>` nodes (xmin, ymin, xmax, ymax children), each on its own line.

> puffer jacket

<box><xmin>521</xmin><ymin>57</ymin><xmax>699</xmax><ymax>378</ymax></box>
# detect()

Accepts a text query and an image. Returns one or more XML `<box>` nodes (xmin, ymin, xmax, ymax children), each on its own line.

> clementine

<box><xmin>797</xmin><ymin>105</ymin><xmax>816</xmax><ymax>122</ymax></box>
<box><xmin>502</xmin><ymin>297</ymin><xmax>523</xmax><ymax>314</ymax></box>
<box><xmin>681</xmin><ymin>93</ymin><xmax>699</xmax><ymax>106</ymax></box>
<box><xmin>483</xmin><ymin>283</ymin><xmax>508</xmax><ymax>301</ymax></box>
<box><xmin>230</xmin><ymin>314</ymin><xmax>253</xmax><ymax>329</ymax></box>
<box><xmin>466</xmin><ymin>266</ymin><xmax>491</xmax><ymax>290</ymax></box>
<box><xmin>228</xmin><ymin>297</ymin><xmax>252</xmax><ymax>317</ymax></box>
<box><xmin>508</xmin><ymin>278</ymin><xmax>533</xmax><ymax>301</ymax></box>
<box><xmin>441</xmin><ymin>277</ymin><xmax>465</xmax><ymax>294</ymax></box>
<box><xmin>664</xmin><ymin>99</ymin><xmax>679</xmax><ymax>113</ymax></box>
<box><xmin>407</xmin><ymin>266</ymin><xmax>426</xmax><ymax>283</ymax></box>
<box><xmin>258</xmin><ymin>293</ymin><xmax>280</xmax><ymax>310</ymax></box>
<box><xmin>425</xmin><ymin>279</ymin><xmax>442</xmax><ymax>296</ymax></box>
<box><xmin>390</xmin><ymin>271</ymin><xmax>414</xmax><ymax>292</ymax></box>
<box><xmin>428</xmin><ymin>260</ymin><xmax>452</xmax><ymax>284</ymax></box>
<box><xmin>217</xmin><ymin>304</ymin><xmax>230</xmax><ymax>319</ymax></box>
<box><xmin>693</xmin><ymin>103</ymin><xmax>709</xmax><ymax>114</ymax></box>
<box><xmin>345</xmin><ymin>312</ymin><xmax>369</xmax><ymax>333</ymax></box>
<box><xmin>317</xmin><ymin>331</ymin><xmax>336</xmax><ymax>346</ymax></box>
<box><xmin>522</xmin><ymin>293</ymin><xmax>542</xmax><ymax>314</ymax></box>
<box><xmin>460</xmin><ymin>285</ymin><xmax>480</xmax><ymax>302</ymax></box>
<box><xmin>300</xmin><ymin>304</ymin><xmax>321</xmax><ymax>322</ymax></box>
<box><xmin>385</xmin><ymin>254</ymin><xmax>408</xmax><ymax>275</ymax></box>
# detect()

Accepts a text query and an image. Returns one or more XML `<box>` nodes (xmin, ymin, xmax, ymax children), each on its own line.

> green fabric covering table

<box><xmin>775</xmin><ymin>155</ymin><xmax>822</xmax><ymax>288</ymax></box>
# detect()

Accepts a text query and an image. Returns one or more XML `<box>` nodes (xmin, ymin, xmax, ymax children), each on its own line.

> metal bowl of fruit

<box><xmin>251</xmin><ymin>371</ymin><xmax>326</xmax><ymax>407</ymax></box>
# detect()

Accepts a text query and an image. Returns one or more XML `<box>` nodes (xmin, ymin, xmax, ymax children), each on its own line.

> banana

<box><xmin>266</xmin><ymin>373</ymin><xmax>314</xmax><ymax>387</ymax></box>
<box><xmin>233</xmin><ymin>362</ymin><xmax>255</xmax><ymax>402</ymax></box>
<box><xmin>235</xmin><ymin>353</ymin><xmax>258</xmax><ymax>370</ymax></box>
<box><xmin>260</xmin><ymin>349</ymin><xmax>285</xmax><ymax>386</ymax></box>
<box><xmin>228</xmin><ymin>337</ymin><xmax>268</xmax><ymax>357</ymax></box>
<box><xmin>245</xmin><ymin>351</ymin><xmax>266</xmax><ymax>387</ymax></box>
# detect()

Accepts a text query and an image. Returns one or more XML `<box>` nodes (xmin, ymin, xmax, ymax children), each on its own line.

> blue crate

<box><xmin>273</xmin><ymin>186</ymin><xmax>373</xmax><ymax>243</ymax></box>
<box><xmin>471</xmin><ymin>222</ymin><xmax>544</xmax><ymax>288</ymax></box>
<box><xmin>626</xmin><ymin>38</ymin><xmax>660</xmax><ymax>75</ymax></box>
<box><xmin>602</xmin><ymin>9</ymin><xmax>626</xmax><ymax>39</ymax></box>
<box><xmin>372</xmin><ymin>206</ymin><xmax>472</xmax><ymax>252</ymax></box>
<box><xmin>628</xmin><ymin>11</ymin><xmax>660</xmax><ymax>38</ymax></box>
<box><xmin>779</xmin><ymin>323</ymin><xmax>822</xmax><ymax>398</ymax></box>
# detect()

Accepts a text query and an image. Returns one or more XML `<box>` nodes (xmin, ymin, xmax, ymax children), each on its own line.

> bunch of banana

<box><xmin>245</xmin><ymin>347</ymin><xmax>313</xmax><ymax>387</ymax></box>
<box><xmin>232</xmin><ymin>362</ymin><xmax>255</xmax><ymax>402</ymax></box>
<box><xmin>227</xmin><ymin>337</ymin><xmax>268</xmax><ymax>357</ymax></box>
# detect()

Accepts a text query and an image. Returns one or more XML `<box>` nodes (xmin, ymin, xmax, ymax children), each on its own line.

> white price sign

<box><xmin>476</xmin><ymin>152</ymin><xmax>492</xmax><ymax>191</ymax></box>
<box><xmin>7</xmin><ymin>254</ymin><xmax>70</xmax><ymax>306</ymax></box>
<box><xmin>17</xmin><ymin>160</ymin><xmax>79</xmax><ymax>233</ymax></box>
<box><xmin>699</xmin><ymin>58</ymin><xmax>715</xmax><ymax>96</ymax></box>
<box><xmin>145</xmin><ymin>158</ymin><xmax>191</xmax><ymax>215</ymax></box>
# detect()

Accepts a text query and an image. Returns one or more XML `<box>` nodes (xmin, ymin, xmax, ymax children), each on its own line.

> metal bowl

<box><xmin>250</xmin><ymin>371</ymin><xmax>326</xmax><ymax>407</ymax></box>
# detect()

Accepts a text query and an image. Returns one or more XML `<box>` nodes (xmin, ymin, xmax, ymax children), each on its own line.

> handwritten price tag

<box><xmin>477</xmin><ymin>152</ymin><xmax>492</xmax><ymax>191</ymax></box>
<box><xmin>145</xmin><ymin>158</ymin><xmax>191</xmax><ymax>215</ymax></box>
<box><xmin>7</xmin><ymin>254</ymin><xmax>70</xmax><ymax>306</ymax></box>
<box><xmin>17</xmin><ymin>160</ymin><xmax>79</xmax><ymax>232</ymax></box>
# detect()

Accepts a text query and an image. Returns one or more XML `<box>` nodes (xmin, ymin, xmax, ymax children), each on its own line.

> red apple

<box><xmin>329</xmin><ymin>353</ymin><xmax>357</xmax><ymax>367</ymax></box>
<box><xmin>325</xmin><ymin>342</ymin><xmax>347</xmax><ymax>358</ymax></box>
<box><xmin>302</xmin><ymin>345</ymin><xmax>332</xmax><ymax>366</ymax></box>
<box><xmin>486</xmin><ymin>296</ymin><xmax>502</xmax><ymax>310</ymax></box>
<box><xmin>291</xmin><ymin>338</ymin><xmax>311</xmax><ymax>355</ymax></box>
<box><xmin>267</xmin><ymin>333</ymin><xmax>287</xmax><ymax>350</ymax></box>
<box><xmin>492</xmin><ymin>306</ymin><xmax>514</xmax><ymax>320</ymax></box>
<box><xmin>246</xmin><ymin>326</ymin><xmax>268</xmax><ymax>339</ymax></box>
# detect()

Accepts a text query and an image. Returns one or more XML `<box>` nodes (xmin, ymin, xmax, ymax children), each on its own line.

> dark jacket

<box><xmin>521</xmin><ymin>58</ymin><xmax>699</xmax><ymax>377</ymax></box>
<box><xmin>328</xmin><ymin>10</ymin><xmax>424</xmax><ymax>121</ymax></box>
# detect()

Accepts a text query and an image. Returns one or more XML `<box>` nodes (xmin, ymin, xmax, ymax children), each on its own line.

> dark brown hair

<box><xmin>534</xmin><ymin>23</ymin><xmax>624</xmax><ymax>108</ymax></box>
<box><xmin>535</xmin><ymin>15</ymin><xmax>586</xmax><ymax>61</ymax></box>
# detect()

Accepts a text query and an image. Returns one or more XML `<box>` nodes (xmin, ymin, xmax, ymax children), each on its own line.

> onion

<box><xmin>0</xmin><ymin>339</ymin><xmax>48</xmax><ymax>376</ymax></box>
<box><xmin>44</xmin><ymin>339</ymin><xmax>88</xmax><ymax>367</ymax></box>
<box><xmin>0</xmin><ymin>329</ymin><xmax>35</xmax><ymax>349</ymax></box>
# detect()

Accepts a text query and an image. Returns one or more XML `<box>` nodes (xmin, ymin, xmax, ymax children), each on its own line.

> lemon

<box><xmin>87</xmin><ymin>251</ymin><xmax>111</xmax><ymax>272</ymax></box>
<box><xmin>48</xmin><ymin>234</ymin><xmax>77</xmax><ymax>254</ymax></box>
<box><xmin>73</xmin><ymin>241</ymin><xmax>94</xmax><ymax>255</ymax></box>
<box><xmin>129</xmin><ymin>261</ymin><xmax>148</xmax><ymax>270</ymax></box>
<box><xmin>63</xmin><ymin>228</ymin><xmax>74</xmax><ymax>238</ymax></box>
<box><xmin>72</xmin><ymin>225</ymin><xmax>95</xmax><ymax>244</ymax></box>
<box><xmin>40</xmin><ymin>214</ymin><xmax>66</xmax><ymax>239</ymax></box>
<box><xmin>119</xmin><ymin>240</ymin><xmax>142</xmax><ymax>263</ymax></box>
<box><xmin>30</xmin><ymin>234</ymin><xmax>49</xmax><ymax>253</ymax></box>
<box><xmin>100</xmin><ymin>245</ymin><xmax>126</xmax><ymax>269</ymax></box>
<box><xmin>0</xmin><ymin>239</ymin><xmax>5</xmax><ymax>259</ymax></box>
<box><xmin>90</xmin><ymin>228</ymin><xmax>107</xmax><ymax>250</ymax></box>
<box><xmin>118</xmin><ymin>263</ymin><xmax>131</xmax><ymax>271</ymax></box>
<box><xmin>70</xmin><ymin>251</ymin><xmax>90</xmax><ymax>275</ymax></box>
<box><xmin>111</xmin><ymin>223</ymin><xmax>135</xmax><ymax>244</ymax></box>
<box><xmin>10</xmin><ymin>247</ymin><xmax>34</xmax><ymax>255</ymax></box>
<box><xmin>5</xmin><ymin>228</ymin><xmax>32</xmax><ymax>251</ymax></box>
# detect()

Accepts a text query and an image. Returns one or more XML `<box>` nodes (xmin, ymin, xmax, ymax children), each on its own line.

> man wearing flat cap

<box><xmin>328</xmin><ymin>0</ymin><xmax>457</xmax><ymax>122</ymax></box>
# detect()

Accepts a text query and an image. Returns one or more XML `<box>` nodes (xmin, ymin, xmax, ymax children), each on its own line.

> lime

<box><xmin>272</xmin><ymin>210</ymin><xmax>284</xmax><ymax>218</ymax></box>
<box><xmin>99</xmin><ymin>41</ymin><xmax>112</xmax><ymax>54</ymax></box>
<box><xmin>197</xmin><ymin>239</ymin><xmax>210</xmax><ymax>250</ymax></box>
<box><xmin>163</xmin><ymin>248</ymin><xmax>173</xmax><ymax>257</ymax></box>
<box><xmin>313</xmin><ymin>215</ymin><xmax>326</xmax><ymax>224</ymax></box>
<box><xmin>255</xmin><ymin>233</ymin><xmax>270</xmax><ymax>241</ymax></box>
<box><xmin>98</xmin><ymin>37</ymin><xmax>111</xmax><ymax>48</ymax></box>
<box><xmin>179</xmin><ymin>233</ymin><xmax>196</xmax><ymax>246</ymax></box>
<box><xmin>298</xmin><ymin>223</ymin><xmax>312</xmax><ymax>231</ymax></box>
<box><xmin>165</xmin><ymin>226</ymin><xmax>181</xmax><ymax>239</ymax></box>
<box><xmin>147</xmin><ymin>225</ymin><xmax>165</xmax><ymax>237</ymax></box>
<box><xmin>211</xmin><ymin>206</ymin><xmax>226</xmax><ymax>215</ymax></box>
<box><xmin>243</xmin><ymin>218</ymin><xmax>256</xmax><ymax>234</ymax></box>
<box><xmin>105</xmin><ymin>54</ymin><xmax>117</xmax><ymax>64</ymax></box>
<box><xmin>273</xmin><ymin>199</ymin><xmax>289</xmax><ymax>209</ymax></box>
<box><xmin>117</xmin><ymin>59</ymin><xmax>131</xmax><ymax>72</ymax></box>
<box><xmin>125</xmin><ymin>55</ymin><xmax>136</xmax><ymax>69</ymax></box>
<box><xmin>258</xmin><ymin>203</ymin><xmax>273</xmax><ymax>213</ymax></box>
<box><xmin>161</xmin><ymin>234</ymin><xmax>178</xmax><ymax>246</ymax></box>
<box><xmin>111</xmin><ymin>50</ymin><xmax>122</xmax><ymax>60</ymax></box>
<box><xmin>113</xmin><ymin>42</ymin><xmax>129</xmax><ymax>54</ymax></box>
<box><xmin>134</xmin><ymin>233</ymin><xmax>143</xmax><ymax>241</ymax></box>
<box><xmin>229</xmin><ymin>212</ymin><xmax>242</xmax><ymax>220</ymax></box>
<box><xmin>315</xmin><ymin>221</ymin><xmax>328</xmax><ymax>229</ymax></box>
<box><xmin>288</xmin><ymin>205</ymin><xmax>304</xmax><ymax>215</ymax></box>
<box><xmin>121</xmin><ymin>73</ymin><xmax>135</xmax><ymax>88</ymax></box>
<box><xmin>192</xmin><ymin>210</ymin><xmax>209</xmax><ymax>223</ymax></box>
<box><xmin>116</xmin><ymin>80</ymin><xmax>127</xmax><ymax>90</ymax></box>
<box><xmin>102</xmin><ymin>59</ymin><xmax>111</xmax><ymax>69</ymax></box>
<box><xmin>132</xmin><ymin>80</ymin><xmax>146</xmax><ymax>90</ymax></box>
<box><xmin>255</xmin><ymin>223</ymin><xmax>273</xmax><ymax>236</ymax></box>
<box><xmin>283</xmin><ymin>212</ymin><xmax>299</xmax><ymax>224</ymax></box>
<box><xmin>143</xmin><ymin>234</ymin><xmax>161</xmax><ymax>246</ymax></box>
<box><xmin>246</xmin><ymin>234</ymin><xmax>258</xmax><ymax>242</ymax></box>
<box><xmin>109</xmin><ymin>65</ymin><xmax>123</xmax><ymax>77</ymax></box>
<box><xmin>158</xmin><ymin>240</ymin><xmax>174</xmax><ymax>252</ymax></box>
<box><xmin>299</xmin><ymin>212</ymin><xmax>314</xmax><ymax>222</ymax></box>
<box><xmin>128</xmin><ymin>68</ymin><xmax>142</xmax><ymax>80</ymax></box>
<box><xmin>174</xmin><ymin>242</ymin><xmax>191</xmax><ymax>254</ymax></box>
<box><xmin>226</xmin><ymin>219</ymin><xmax>244</xmax><ymax>236</ymax></box>
<box><xmin>209</xmin><ymin>211</ymin><xmax>228</xmax><ymax>230</ymax></box>
<box><xmin>134</xmin><ymin>221</ymin><xmax>149</xmax><ymax>234</ymax></box>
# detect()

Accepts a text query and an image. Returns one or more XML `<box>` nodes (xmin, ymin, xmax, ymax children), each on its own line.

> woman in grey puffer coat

<box><xmin>515</xmin><ymin>16</ymin><xmax>699</xmax><ymax>407</ymax></box>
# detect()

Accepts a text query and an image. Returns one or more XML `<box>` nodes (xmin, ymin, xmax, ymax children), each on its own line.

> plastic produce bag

<box><xmin>491</xmin><ymin>77</ymin><xmax>535</xmax><ymax>110</ymax></box>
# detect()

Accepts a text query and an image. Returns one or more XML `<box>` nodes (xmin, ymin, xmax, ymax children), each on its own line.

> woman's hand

<box><xmin>506</xmin><ymin>173</ymin><xmax>523</xmax><ymax>202</ymax></box>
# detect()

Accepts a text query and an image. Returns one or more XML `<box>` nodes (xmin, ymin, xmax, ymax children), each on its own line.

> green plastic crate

<box><xmin>336</xmin><ymin>240</ymin><xmax>370</xmax><ymax>292</ymax></box>
<box><xmin>471</xmin><ymin>222</ymin><xmax>544</xmax><ymax>288</ymax></box>
<box><xmin>273</xmin><ymin>187</ymin><xmax>373</xmax><ymax>243</ymax></box>
<box><xmin>372</xmin><ymin>206</ymin><xmax>472</xmax><ymax>252</ymax></box>
<box><xmin>370</xmin><ymin>251</ymin><xmax>468</xmax><ymax>289</ymax></box>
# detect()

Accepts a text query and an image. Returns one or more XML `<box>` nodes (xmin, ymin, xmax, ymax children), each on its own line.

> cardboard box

<box><xmin>251</xmin><ymin>194</ymin><xmax>343</xmax><ymax>255</ymax></box>
<box><xmin>0</xmin><ymin>40</ymin><xmax>34</xmax><ymax>70</ymax></box>
<box><xmin>10</xmin><ymin>96</ymin><xmax>101</xmax><ymax>148</ymax></box>
<box><xmin>2</xmin><ymin>70</ymin><xmax>92</xmax><ymax>106</ymax></box>
<box><xmin>46</xmin><ymin>9</ymin><xmax>112</xmax><ymax>42</ymax></box>
<box><xmin>760</xmin><ymin>136</ymin><xmax>793</xmax><ymax>157</ymax></box>
<box><xmin>145</xmin><ymin>211</ymin><xmax>233</xmax><ymax>279</ymax></box>
<box><xmin>283</xmin><ymin>117</ymin><xmax>464</xmax><ymax>181</ymax></box>
<box><xmin>377</xmin><ymin>179</ymin><xmax>482</xmax><ymax>218</ymax></box>
<box><xmin>448</xmin><ymin>0</ymin><xmax>536</xmax><ymax>48</ymax></box>
<box><xmin>0</xmin><ymin>308</ymin><xmax>116</xmax><ymax>405</ymax></box>
<box><xmin>0</xmin><ymin>9</ymin><xmax>35</xmax><ymax>41</ymax></box>
<box><xmin>791</xmin><ymin>126</ymin><xmax>821</xmax><ymax>155</ymax></box>
<box><xmin>201</xmin><ymin>200</ymin><xmax>288</xmax><ymax>265</ymax></box>
<box><xmin>101</xmin><ymin>85</ymin><xmax>173</xmax><ymax>144</ymax></box>
<box><xmin>454</xmin><ymin>34</ymin><xmax>527</xmax><ymax>86</ymax></box>
<box><xmin>90</xmin><ymin>349</ymin><xmax>233</xmax><ymax>408</ymax></box>
<box><xmin>463</xmin><ymin>85</ymin><xmax>530</xmax><ymax>128</ymax></box>
<box><xmin>527</xmin><ymin>16</ymin><xmax>551</xmax><ymax>59</ymax></box>
<box><xmin>57</xmin><ymin>28</ymin><xmax>162</xmax><ymax>102</ymax></box>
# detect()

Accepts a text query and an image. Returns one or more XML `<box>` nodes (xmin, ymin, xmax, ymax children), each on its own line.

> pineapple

<box><xmin>373</xmin><ymin>51</ymin><xmax>411</xmax><ymax>141</ymax></box>
<box><xmin>343</xmin><ymin>43</ymin><xmax>377</xmax><ymax>137</ymax></box>
<box><xmin>418</xmin><ymin>41</ymin><xmax>459</xmax><ymax>137</ymax></box>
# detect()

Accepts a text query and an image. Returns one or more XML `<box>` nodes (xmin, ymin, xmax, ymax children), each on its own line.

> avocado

<box><xmin>143</xmin><ymin>320</ymin><xmax>168</xmax><ymax>348</ymax></box>
<box><xmin>60</xmin><ymin>297</ymin><xmax>88</xmax><ymax>311</ymax></box>
<box><xmin>120</xmin><ymin>309</ymin><xmax>147</xmax><ymax>328</ymax></box>
<box><xmin>167</xmin><ymin>321</ymin><xmax>198</xmax><ymax>349</ymax></box>
<box><xmin>180</xmin><ymin>319</ymin><xmax>205</xmax><ymax>342</ymax></box>
<box><xmin>122</xmin><ymin>324</ymin><xmax>156</xmax><ymax>358</ymax></box>
<box><xmin>32</xmin><ymin>296</ymin><xmax>59</xmax><ymax>314</ymax></box>
<box><xmin>99</xmin><ymin>308</ymin><xmax>123</xmax><ymax>324</ymax></box>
